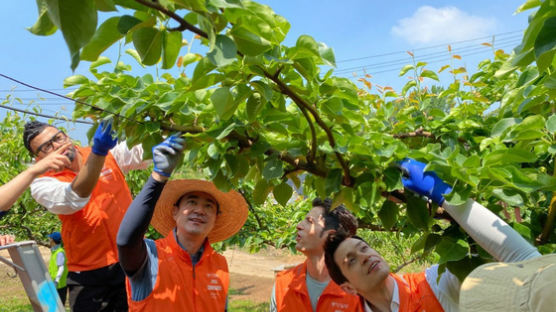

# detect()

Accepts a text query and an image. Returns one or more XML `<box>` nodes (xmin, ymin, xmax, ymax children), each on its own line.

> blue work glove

<box><xmin>91</xmin><ymin>121</ymin><xmax>118</xmax><ymax>156</ymax></box>
<box><xmin>152</xmin><ymin>135</ymin><xmax>186</xmax><ymax>177</ymax></box>
<box><xmin>399</xmin><ymin>158</ymin><xmax>452</xmax><ymax>205</ymax></box>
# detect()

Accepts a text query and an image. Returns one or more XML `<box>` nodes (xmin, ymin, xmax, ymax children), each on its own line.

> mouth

<box><xmin>295</xmin><ymin>233</ymin><xmax>301</xmax><ymax>242</ymax></box>
<box><xmin>188</xmin><ymin>217</ymin><xmax>206</xmax><ymax>224</ymax></box>
<box><xmin>367</xmin><ymin>260</ymin><xmax>379</xmax><ymax>274</ymax></box>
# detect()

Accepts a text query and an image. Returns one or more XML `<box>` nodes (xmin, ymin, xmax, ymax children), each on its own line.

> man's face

<box><xmin>173</xmin><ymin>191</ymin><xmax>218</xmax><ymax>238</ymax></box>
<box><xmin>295</xmin><ymin>206</ymin><xmax>329</xmax><ymax>253</ymax></box>
<box><xmin>30</xmin><ymin>126</ymin><xmax>76</xmax><ymax>162</ymax></box>
<box><xmin>334</xmin><ymin>238</ymin><xmax>390</xmax><ymax>293</ymax></box>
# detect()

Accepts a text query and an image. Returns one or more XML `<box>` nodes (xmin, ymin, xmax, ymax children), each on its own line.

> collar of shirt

<box><xmin>50</xmin><ymin>244</ymin><xmax>61</xmax><ymax>252</ymax></box>
<box><xmin>173</xmin><ymin>228</ymin><xmax>205</xmax><ymax>265</ymax></box>
<box><xmin>363</xmin><ymin>280</ymin><xmax>399</xmax><ymax>312</ymax></box>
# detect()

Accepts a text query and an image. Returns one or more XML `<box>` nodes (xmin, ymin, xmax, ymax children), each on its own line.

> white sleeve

<box><xmin>111</xmin><ymin>141</ymin><xmax>151</xmax><ymax>174</ymax></box>
<box><xmin>55</xmin><ymin>251</ymin><xmax>66</xmax><ymax>283</ymax></box>
<box><xmin>425</xmin><ymin>265</ymin><xmax>461</xmax><ymax>312</ymax></box>
<box><xmin>30</xmin><ymin>177</ymin><xmax>90</xmax><ymax>215</ymax></box>
<box><xmin>442</xmin><ymin>199</ymin><xmax>541</xmax><ymax>262</ymax></box>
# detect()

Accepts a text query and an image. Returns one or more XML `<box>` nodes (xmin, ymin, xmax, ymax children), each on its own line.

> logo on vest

<box><xmin>100</xmin><ymin>168</ymin><xmax>114</xmax><ymax>181</ymax></box>
<box><xmin>331</xmin><ymin>301</ymin><xmax>349</xmax><ymax>311</ymax></box>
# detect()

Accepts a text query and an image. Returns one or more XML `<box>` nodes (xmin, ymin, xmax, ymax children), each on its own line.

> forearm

<box><xmin>71</xmin><ymin>153</ymin><xmax>105</xmax><ymax>197</ymax></box>
<box><xmin>442</xmin><ymin>199</ymin><xmax>541</xmax><ymax>262</ymax></box>
<box><xmin>0</xmin><ymin>166</ymin><xmax>41</xmax><ymax>211</ymax></box>
<box><xmin>117</xmin><ymin>173</ymin><xmax>167</xmax><ymax>275</ymax></box>
<box><xmin>55</xmin><ymin>265</ymin><xmax>64</xmax><ymax>283</ymax></box>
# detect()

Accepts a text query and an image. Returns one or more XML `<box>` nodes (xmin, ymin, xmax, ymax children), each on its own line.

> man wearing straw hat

<box><xmin>117</xmin><ymin>135</ymin><xmax>248</xmax><ymax>311</ymax></box>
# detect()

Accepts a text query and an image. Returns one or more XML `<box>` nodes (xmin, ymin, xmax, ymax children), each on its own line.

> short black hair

<box><xmin>312</xmin><ymin>198</ymin><xmax>358</xmax><ymax>237</ymax></box>
<box><xmin>324</xmin><ymin>231</ymin><xmax>366</xmax><ymax>285</ymax></box>
<box><xmin>23</xmin><ymin>121</ymin><xmax>51</xmax><ymax>155</ymax></box>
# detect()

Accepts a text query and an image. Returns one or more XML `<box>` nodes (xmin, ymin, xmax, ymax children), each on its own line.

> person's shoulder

<box><xmin>276</xmin><ymin>262</ymin><xmax>304</xmax><ymax>280</ymax></box>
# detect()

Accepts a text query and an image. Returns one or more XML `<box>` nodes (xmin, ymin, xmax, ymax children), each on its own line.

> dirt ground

<box><xmin>0</xmin><ymin>243</ymin><xmax>304</xmax><ymax>305</ymax></box>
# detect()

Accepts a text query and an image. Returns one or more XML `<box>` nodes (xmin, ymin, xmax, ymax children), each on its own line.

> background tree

<box><xmin>6</xmin><ymin>0</ymin><xmax>555</xmax><ymax>279</ymax></box>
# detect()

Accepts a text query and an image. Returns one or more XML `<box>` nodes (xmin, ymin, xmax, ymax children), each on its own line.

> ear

<box><xmin>172</xmin><ymin>204</ymin><xmax>179</xmax><ymax>221</ymax></box>
<box><xmin>340</xmin><ymin>282</ymin><xmax>358</xmax><ymax>295</ymax></box>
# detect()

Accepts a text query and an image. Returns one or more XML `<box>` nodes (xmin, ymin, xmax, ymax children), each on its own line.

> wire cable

<box><xmin>0</xmin><ymin>103</ymin><xmax>93</xmax><ymax>125</ymax></box>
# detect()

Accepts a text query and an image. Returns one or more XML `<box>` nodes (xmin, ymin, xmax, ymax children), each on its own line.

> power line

<box><xmin>0</xmin><ymin>103</ymin><xmax>93</xmax><ymax>125</ymax></box>
<box><xmin>334</xmin><ymin>36</ymin><xmax>521</xmax><ymax>74</ymax></box>
<box><xmin>336</xmin><ymin>29</ymin><xmax>524</xmax><ymax>63</ymax></box>
<box><xmin>0</xmin><ymin>88</ymin><xmax>77</xmax><ymax>92</ymax></box>
<box><xmin>0</xmin><ymin>73</ymin><xmax>166</xmax><ymax>130</ymax></box>
<box><xmin>340</xmin><ymin>41</ymin><xmax>519</xmax><ymax>78</ymax></box>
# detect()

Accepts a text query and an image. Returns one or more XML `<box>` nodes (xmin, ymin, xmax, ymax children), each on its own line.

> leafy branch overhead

<box><xmin>24</xmin><ymin>0</ymin><xmax>556</xmax><ymax>274</ymax></box>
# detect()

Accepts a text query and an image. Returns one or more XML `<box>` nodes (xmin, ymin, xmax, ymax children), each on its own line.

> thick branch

<box><xmin>261</xmin><ymin>67</ymin><xmax>353</xmax><ymax>186</ymax></box>
<box><xmin>298</xmin><ymin>106</ymin><xmax>317</xmax><ymax>162</ymax></box>
<box><xmin>134</xmin><ymin>0</ymin><xmax>208</xmax><ymax>36</ymax></box>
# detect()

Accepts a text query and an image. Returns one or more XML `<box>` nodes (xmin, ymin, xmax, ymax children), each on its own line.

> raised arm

<box><xmin>400</xmin><ymin>158</ymin><xmax>541</xmax><ymax>262</ymax></box>
<box><xmin>0</xmin><ymin>142</ymin><xmax>71</xmax><ymax>212</ymax></box>
<box><xmin>117</xmin><ymin>135</ymin><xmax>185</xmax><ymax>276</ymax></box>
<box><xmin>70</xmin><ymin>122</ymin><xmax>117</xmax><ymax>198</ymax></box>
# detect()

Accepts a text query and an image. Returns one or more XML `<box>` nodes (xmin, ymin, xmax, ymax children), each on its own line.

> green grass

<box><xmin>229</xmin><ymin>300</ymin><xmax>269</xmax><ymax>312</ymax></box>
<box><xmin>0</xmin><ymin>298</ymin><xmax>33</xmax><ymax>312</ymax></box>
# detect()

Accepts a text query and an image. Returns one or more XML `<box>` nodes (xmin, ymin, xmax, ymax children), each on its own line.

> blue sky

<box><xmin>0</xmin><ymin>1</ymin><xmax>529</xmax><ymax>144</ymax></box>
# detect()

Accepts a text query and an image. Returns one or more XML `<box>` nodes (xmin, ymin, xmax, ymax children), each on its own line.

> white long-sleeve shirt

<box><xmin>30</xmin><ymin>142</ymin><xmax>151</xmax><ymax>215</ymax></box>
<box><xmin>365</xmin><ymin>199</ymin><xmax>541</xmax><ymax>312</ymax></box>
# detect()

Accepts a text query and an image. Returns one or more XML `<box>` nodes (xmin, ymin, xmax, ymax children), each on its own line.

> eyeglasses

<box><xmin>35</xmin><ymin>130</ymin><xmax>68</xmax><ymax>155</ymax></box>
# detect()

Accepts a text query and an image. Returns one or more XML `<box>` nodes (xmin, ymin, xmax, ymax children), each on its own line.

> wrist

<box><xmin>152</xmin><ymin>171</ymin><xmax>169</xmax><ymax>182</ymax></box>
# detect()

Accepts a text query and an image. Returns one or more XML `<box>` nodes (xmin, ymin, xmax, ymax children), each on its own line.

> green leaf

<box><xmin>132</xmin><ymin>27</ymin><xmax>163</xmax><ymax>65</ymax></box>
<box><xmin>28</xmin><ymin>0</ymin><xmax>57</xmax><ymax>36</ymax></box>
<box><xmin>383</xmin><ymin>167</ymin><xmax>403</xmax><ymax>191</ymax></box>
<box><xmin>94</xmin><ymin>0</ymin><xmax>117</xmax><ymax>11</ymax></box>
<box><xmin>125</xmin><ymin>49</ymin><xmax>145</xmax><ymax>67</ymax></box>
<box><xmin>435</xmin><ymin>237</ymin><xmax>469</xmax><ymax>264</ymax></box>
<box><xmin>492</xmin><ymin>189</ymin><xmax>524</xmax><ymax>206</ymax></box>
<box><xmin>401</xmin><ymin>80</ymin><xmax>417</xmax><ymax>95</ymax></box>
<box><xmin>63</xmin><ymin>75</ymin><xmax>88</xmax><ymax>87</ymax></box>
<box><xmin>45</xmin><ymin>0</ymin><xmax>98</xmax><ymax>70</ymax></box>
<box><xmin>534</xmin><ymin>17</ymin><xmax>556</xmax><ymax>59</ymax></box>
<box><xmin>420</xmin><ymin>69</ymin><xmax>439</xmax><ymax>81</ymax></box>
<box><xmin>89</xmin><ymin>56</ymin><xmax>111</xmax><ymax>69</ymax></box>
<box><xmin>207</xmin><ymin>35</ymin><xmax>237</xmax><ymax>67</ymax></box>
<box><xmin>491</xmin><ymin>118</ymin><xmax>520</xmax><ymax>137</ymax></box>
<box><xmin>253</xmin><ymin>179</ymin><xmax>272</xmax><ymax>205</ymax></box>
<box><xmin>444</xmin><ymin>185</ymin><xmax>471</xmax><ymax>206</ymax></box>
<box><xmin>162</xmin><ymin>31</ymin><xmax>182</xmax><ymax>69</ymax></box>
<box><xmin>512</xmin><ymin>222</ymin><xmax>532</xmax><ymax>240</ymax></box>
<box><xmin>117</xmin><ymin>15</ymin><xmax>142</xmax><ymax>34</ymax></box>
<box><xmin>378</xmin><ymin>200</ymin><xmax>398</xmax><ymax>230</ymax></box>
<box><xmin>516</xmin><ymin>0</ymin><xmax>541</xmax><ymax>13</ymax></box>
<box><xmin>263</xmin><ymin>157</ymin><xmax>283</xmax><ymax>180</ymax></box>
<box><xmin>405</xmin><ymin>194</ymin><xmax>432</xmax><ymax>230</ymax></box>
<box><xmin>211</xmin><ymin>87</ymin><xmax>238</xmax><ymax>120</ymax></box>
<box><xmin>318</xmin><ymin>42</ymin><xmax>336</xmax><ymax>67</ymax></box>
<box><xmin>547</xmin><ymin>114</ymin><xmax>556</xmax><ymax>134</ymax></box>
<box><xmin>484</xmin><ymin>149</ymin><xmax>536</xmax><ymax>166</ymax></box>
<box><xmin>181</xmin><ymin>53</ymin><xmax>202</xmax><ymax>68</ymax></box>
<box><xmin>399</xmin><ymin>64</ymin><xmax>414</xmax><ymax>76</ymax></box>
<box><xmin>246</xmin><ymin>93</ymin><xmax>264</xmax><ymax>122</ymax></box>
<box><xmin>174</xmin><ymin>0</ymin><xmax>207</xmax><ymax>12</ymax></box>
<box><xmin>81</xmin><ymin>17</ymin><xmax>123</xmax><ymax>61</ymax></box>
<box><xmin>446</xmin><ymin>256</ymin><xmax>486</xmax><ymax>282</ymax></box>
<box><xmin>230</xmin><ymin>26</ymin><xmax>272</xmax><ymax>56</ymax></box>
<box><xmin>273</xmin><ymin>182</ymin><xmax>293</xmax><ymax>206</ymax></box>
<box><xmin>325</xmin><ymin>169</ymin><xmax>343</xmax><ymax>194</ymax></box>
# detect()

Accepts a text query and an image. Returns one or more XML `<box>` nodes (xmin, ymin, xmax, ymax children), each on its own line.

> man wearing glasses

<box><xmin>23</xmin><ymin>120</ymin><xmax>150</xmax><ymax>311</ymax></box>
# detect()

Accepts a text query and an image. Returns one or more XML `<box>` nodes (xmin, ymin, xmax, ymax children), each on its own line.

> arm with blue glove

<box><xmin>117</xmin><ymin>135</ymin><xmax>185</xmax><ymax>275</ymax></box>
<box><xmin>399</xmin><ymin>158</ymin><xmax>540</xmax><ymax>263</ymax></box>
<box><xmin>71</xmin><ymin>121</ymin><xmax>118</xmax><ymax>198</ymax></box>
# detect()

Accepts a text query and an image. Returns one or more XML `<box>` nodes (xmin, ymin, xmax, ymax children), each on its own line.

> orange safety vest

<box><xmin>274</xmin><ymin>261</ymin><xmax>362</xmax><ymax>312</ymax></box>
<box><xmin>42</xmin><ymin>146</ymin><xmax>132</xmax><ymax>272</ymax></box>
<box><xmin>126</xmin><ymin>232</ymin><xmax>229</xmax><ymax>312</ymax></box>
<box><xmin>390</xmin><ymin>272</ymin><xmax>444</xmax><ymax>312</ymax></box>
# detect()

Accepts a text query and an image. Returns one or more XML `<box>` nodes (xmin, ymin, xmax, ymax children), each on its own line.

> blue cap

<box><xmin>48</xmin><ymin>232</ymin><xmax>62</xmax><ymax>244</ymax></box>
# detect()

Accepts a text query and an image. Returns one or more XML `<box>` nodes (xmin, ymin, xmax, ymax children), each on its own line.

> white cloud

<box><xmin>391</xmin><ymin>6</ymin><xmax>496</xmax><ymax>45</ymax></box>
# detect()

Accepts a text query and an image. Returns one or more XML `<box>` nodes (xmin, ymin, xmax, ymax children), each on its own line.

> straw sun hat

<box><xmin>151</xmin><ymin>179</ymin><xmax>248</xmax><ymax>243</ymax></box>
<box><xmin>460</xmin><ymin>254</ymin><xmax>556</xmax><ymax>312</ymax></box>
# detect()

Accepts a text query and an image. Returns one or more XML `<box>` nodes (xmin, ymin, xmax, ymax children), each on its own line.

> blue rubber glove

<box><xmin>91</xmin><ymin>121</ymin><xmax>118</xmax><ymax>156</ymax></box>
<box><xmin>399</xmin><ymin>158</ymin><xmax>452</xmax><ymax>205</ymax></box>
<box><xmin>152</xmin><ymin>135</ymin><xmax>186</xmax><ymax>177</ymax></box>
